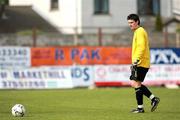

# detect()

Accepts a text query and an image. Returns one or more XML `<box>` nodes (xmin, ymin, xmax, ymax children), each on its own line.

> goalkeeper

<box><xmin>127</xmin><ymin>14</ymin><xmax>160</xmax><ymax>113</ymax></box>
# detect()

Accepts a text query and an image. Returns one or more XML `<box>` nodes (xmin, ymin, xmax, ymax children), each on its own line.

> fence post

<box><xmin>32</xmin><ymin>27</ymin><xmax>37</xmax><ymax>47</ymax></box>
<box><xmin>74</xmin><ymin>27</ymin><xmax>78</xmax><ymax>46</ymax></box>
<box><xmin>98</xmin><ymin>27</ymin><xmax>102</xmax><ymax>46</ymax></box>
<box><xmin>163</xmin><ymin>27</ymin><xmax>168</xmax><ymax>47</ymax></box>
<box><xmin>176</xmin><ymin>32</ymin><xmax>180</xmax><ymax>48</ymax></box>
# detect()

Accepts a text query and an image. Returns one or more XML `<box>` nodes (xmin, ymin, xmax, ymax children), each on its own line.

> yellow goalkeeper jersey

<box><xmin>132</xmin><ymin>27</ymin><xmax>150</xmax><ymax>68</ymax></box>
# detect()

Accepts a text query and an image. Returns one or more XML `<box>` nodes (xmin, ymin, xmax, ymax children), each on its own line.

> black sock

<box><xmin>140</xmin><ymin>84</ymin><xmax>152</xmax><ymax>98</ymax></box>
<box><xmin>135</xmin><ymin>87</ymin><xmax>143</xmax><ymax>106</ymax></box>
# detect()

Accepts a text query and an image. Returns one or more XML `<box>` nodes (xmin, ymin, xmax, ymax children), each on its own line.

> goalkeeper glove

<box><xmin>130</xmin><ymin>60</ymin><xmax>139</xmax><ymax>80</ymax></box>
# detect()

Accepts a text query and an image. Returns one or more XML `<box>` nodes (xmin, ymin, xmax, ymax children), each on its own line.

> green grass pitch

<box><xmin>0</xmin><ymin>87</ymin><xmax>180</xmax><ymax>120</ymax></box>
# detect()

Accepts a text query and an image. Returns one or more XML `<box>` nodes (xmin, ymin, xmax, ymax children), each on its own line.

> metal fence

<box><xmin>0</xmin><ymin>27</ymin><xmax>178</xmax><ymax>47</ymax></box>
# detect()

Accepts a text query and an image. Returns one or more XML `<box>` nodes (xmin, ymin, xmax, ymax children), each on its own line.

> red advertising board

<box><xmin>31</xmin><ymin>47</ymin><xmax>131</xmax><ymax>66</ymax></box>
<box><xmin>31</xmin><ymin>47</ymin><xmax>55</xmax><ymax>66</ymax></box>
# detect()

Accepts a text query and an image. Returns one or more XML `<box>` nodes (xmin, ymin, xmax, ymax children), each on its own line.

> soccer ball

<box><xmin>11</xmin><ymin>104</ymin><xmax>25</xmax><ymax>117</ymax></box>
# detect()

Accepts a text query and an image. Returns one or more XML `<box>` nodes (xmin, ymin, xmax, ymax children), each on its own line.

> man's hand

<box><xmin>133</xmin><ymin>59</ymin><xmax>140</xmax><ymax>65</ymax></box>
<box><xmin>130</xmin><ymin>60</ymin><xmax>139</xmax><ymax>80</ymax></box>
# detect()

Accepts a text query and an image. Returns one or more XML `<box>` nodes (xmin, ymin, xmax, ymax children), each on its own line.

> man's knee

<box><xmin>131</xmin><ymin>80</ymin><xmax>141</xmax><ymax>88</ymax></box>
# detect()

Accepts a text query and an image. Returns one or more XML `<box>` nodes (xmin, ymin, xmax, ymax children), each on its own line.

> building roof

<box><xmin>0</xmin><ymin>6</ymin><xmax>58</xmax><ymax>33</ymax></box>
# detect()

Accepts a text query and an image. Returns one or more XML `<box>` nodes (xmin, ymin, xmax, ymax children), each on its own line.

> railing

<box><xmin>0</xmin><ymin>27</ymin><xmax>178</xmax><ymax>47</ymax></box>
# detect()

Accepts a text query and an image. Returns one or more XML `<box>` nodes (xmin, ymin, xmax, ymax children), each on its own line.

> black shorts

<box><xmin>131</xmin><ymin>67</ymin><xmax>149</xmax><ymax>82</ymax></box>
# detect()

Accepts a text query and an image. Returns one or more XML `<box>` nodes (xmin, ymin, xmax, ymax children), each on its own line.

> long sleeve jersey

<box><xmin>132</xmin><ymin>27</ymin><xmax>150</xmax><ymax>68</ymax></box>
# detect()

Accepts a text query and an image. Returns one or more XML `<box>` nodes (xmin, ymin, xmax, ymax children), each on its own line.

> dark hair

<box><xmin>127</xmin><ymin>14</ymin><xmax>140</xmax><ymax>25</ymax></box>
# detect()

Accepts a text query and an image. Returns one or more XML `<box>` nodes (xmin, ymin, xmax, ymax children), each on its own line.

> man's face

<box><xmin>128</xmin><ymin>19</ymin><xmax>139</xmax><ymax>31</ymax></box>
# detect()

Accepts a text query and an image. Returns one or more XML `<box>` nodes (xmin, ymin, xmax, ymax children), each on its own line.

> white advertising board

<box><xmin>71</xmin><ymin>65</ymin><xmax>94</xmax><ymax>87</ymax></box>
<box><xmin>0</xmin><ymin>67</ymin><xmax>73</xmax><ymax>89</ymax></box>
<box><xmin>94</xmin><ymin>65</ymin><xmax>180</xmax><ymax>86</ymax></box>
<box><xmin>0</xmin><ymin>47</ymin><xmax>31</xmax><ymax>69</ymax></box>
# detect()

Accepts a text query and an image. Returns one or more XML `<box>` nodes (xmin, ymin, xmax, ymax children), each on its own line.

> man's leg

<box><xmin>141</xmin><ymin>84</ymin><xmax>152</xmax><ymax>98</ymax></box>
<box><xmin>131</xmin><ymin>81</ymin><xmax>144</xmax><ymax>113</ymax></box>
<box><xmin>140</xmin><ymin>84</ymin><xmax>160</xmax><ymax>112</ymax></box>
